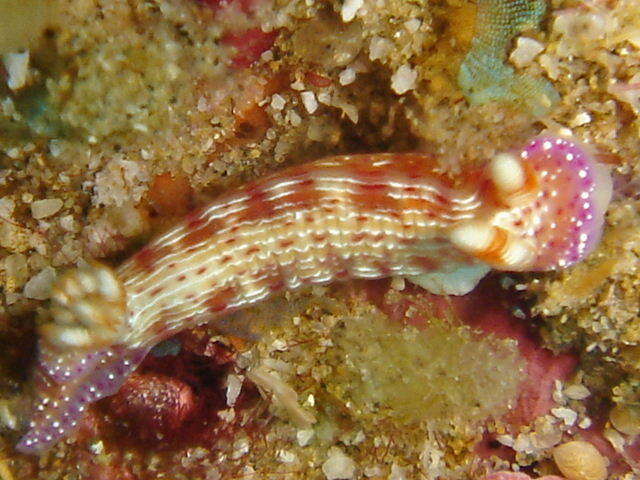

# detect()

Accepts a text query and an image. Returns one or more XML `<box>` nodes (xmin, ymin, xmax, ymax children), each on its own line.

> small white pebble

<box><xmin>578</xmin><ymin>417</ymin><xmax>592</xmax><ymax>429</ymax></box>
<box><xmin>165</xmin><ymin>63</ymin><xmax>180</xmax><ymax>81</ymax></box>
<box><xmin>551</xmin><ymin>380</ymin><xmax>566</xmax><ymax>404</ymax></box>
<box><xmin>300</xmin><ymin>91</ymin><xmax>318</xmax><ymax>113</ymax></box>
<box><xmin>369</xmin><ymin>36</ymin><xmax>392</xmax><ymax>61</ymax></box>
<box><xmin>564</xmin><ymin>384</ymin><xmax>591</xmax><ymax>400</ymax></box>
<box><xmin>197</xmin><ymin>96</ymin><xmax>210</xmax><ymax>112</ymax></box>
<box><xmin>225</xmin><ymin>374</ymin><xmax>243</xmax><ymax>406</ymax></box>
<box><xmin>59</xmin><ymin>215</ymin><xmax>76</xmax><ymax>232</ymax></box>
<box><xmin>31</xmin><ymin>198</ymin><xmax>63</xmax><ymax>219</ymax></box>
<box><xmin>513</xmin><ymin>434</ymin><xmax>534</xmax><ymax>453</ymax></box>
<box><xmin>339</xmin><ymin>68</ymin><xmax>356</xmax><ymax>85</ymax></box>
<box><xmin>6</xmin><ymin>147</ymin><xmax>21</xmax><ymax>159</ymax></box>
<box><xmin>48</xmin><ymin>140</ymin><xmax>64</xmax><ymax>158</ymax></box>
<box><xmin>288</xmin><ymin>109</ymin><xmax>302</xmax><ymax>127</ymax></box>
<box><xmin>3</xmin><ymin>51</ymin><xmax>30</xmax><ymax>90</ymax></box>
<box><xmin>558</xmin><ymin>127</ymin><xmax>574</xmax><ymax>137</ymax></box>
<box><xmin>89</xmin><ymin>440</ymin><xmax>105</xmax><ymax>455</ymax></box>
<box><xmin>496</xmin><ymin>434</ymin><xmax>515</xmax><ymax>447</ymax></box>
<box><xmin>552</xmin><ymin>407</ymin><xmax>578</xmax><ymax>426</ymax></box>
<box><xmin>291</xmin><ymin>79</ymin><xmax>305</xmax><ymax>91</ymax></box>
<box><xmin>272</xmin><ymin>339</ymin><xmax>288</xmax><ymax>351</ymax></box>
<box><xmin>341</xmin><ymin>103</ymin><xmax>358</xmax><ymax>123</ymax></box>
<box><xmin>0</xmin><ymin>401</ymin><xmax>18</xmax><ymax>430</ymax></box>
<box><xmin>270</xmin><ymin>94</ymin><xmax>286</xmax><ymax>111</ymax></box>
<box><xmin>391</xmin><ymin>63</ymin><xmax>417</xmax><ymax>95</ymax></box>
<box><xmin>509</xmin><ymin>37</ymin><xmax>545</xmax><ymax>68</ymax></box>
<box><xmin>570</xmin><ymin>112</ymin><xmax>592</xmax><ymax>127</ymax></box>
<box><xmin>317</xmin><ymin>92</ymin><xmax>332</xmax><ymax>105</ymax></box>
<box><xmin>217</xmin><ymin>408</ymin><xmax>235</xmax><ymax>422</ymax></box>
<box><xmin>305</xmin><ymin>393</ymin><xmax>315</xmax><ymax>407</ymax></box>
<box><xmin>322</xmin><ymin>447</ymin><xmax>356</xmax><ymax>480</ymax></box>
<box><xmin>404</xmin><ymin>18</ymin><xmax>421</xmax><ymax>33</ymax></box>
<box><xmin>341</xmin><ymin>0</ymin><xmax>363</xmax><ymax>22</ymax></box>
<box><xmin>296</xmin><ymin>428</ymin><xmax>314</xmax><ymax>446</ymax></box>
<box><xmin>231</xmin><ymin>437</ymin><xmax>250</xmax><ymax>459</ymax></box>
<box><xmin>364</xmin><ymin>466</ymin><xmax>383</xmax><ymax>477</ymax></box>
<box><xmin>0</xmin><ymin>197</ymin><xmax>14</xmax><ymax>218</ymax></box>
<box><xmin>24</xmin><ymin>267</ymin><xmax>57</xmax><ymax>300</ymax></box>
<box><xmin>277</xmin><ymin>449</ymin><xmax>297</xmax><ymax>463</ymax></box>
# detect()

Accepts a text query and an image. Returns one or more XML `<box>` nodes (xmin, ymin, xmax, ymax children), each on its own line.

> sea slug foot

<box><xmin>405</xmin><ymin>262</ymin><xmax>491</xmax><ymax>296</ymax></box>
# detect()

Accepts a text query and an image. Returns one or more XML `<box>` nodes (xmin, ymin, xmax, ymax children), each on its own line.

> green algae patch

<box><xmin>458</xmin><ymin>0</ymin><xmax>559</xmax><ymax>117</ymax></box>
<box><xmin>327</xmin><ymin>305</ymin><xmax>524</xmax><ymax>426</ymax></box>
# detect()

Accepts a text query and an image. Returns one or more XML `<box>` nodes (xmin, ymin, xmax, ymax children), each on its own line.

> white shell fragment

<box><xmin>509</xmin><ymin>37</ymin><xmax>545</xmax><ymax>68</ymax></box>
<box><xmin>341</xmin><ymin>0</ymin><xmax>363</xmax><ymax>22</ymax></box>
<box><xmin>24</xmin><ymin>267</ymin><xmax>56</xmax><ymax>300</ymax></box>
<box><xmin>391</xmin><ymin>63</ymin><xmax>418</xmax><ymax>95</ymax></box>
<box><xmin>322</xmin><ymin>447</ymin><xmax>356</xmax><ymax>480</ymax></box>
<box><xmin>3</xmin><ymin>51</ymin><xmax>30</xmax><ymax>90</ymax></box>
<box><xmin>300</xmin><ymin>91</ymin><xmax>319</xmax><ymax>113</ymax></box>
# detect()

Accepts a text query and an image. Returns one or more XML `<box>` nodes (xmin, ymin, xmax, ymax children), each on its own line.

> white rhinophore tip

<box><xmin>50</xmin><ymin>288</ymin><xmax>71</xmax><ymax>307</ymax></box>
<box><xmin>449</xmin><ymin>221</ymin><xmax>494</xmax><ymax>254</ymax></box>
<box><xmin>76</xmin><ymin>270</ymin><xmax>98</xmax><ymax>293</ymax></box>
<box><xmin>58</xmin><ymin>326</ymin><xmax>93</xmax><ymax>347</ymax></box>
<box><xmin>43</xmin><ymin>324</ymin><xmax>92</xmax><ymax>348</ymax></box>
<box><xmin>489</xmin><ymin>153</ymin><xmax>525</xmax><ymax>194</ymax></box>
<box><xmin>73</xmin><ymin>300</ymin><xmax>97</xmax><ymax>326</ymax></box>
<box><xmin>500</xmin><ymin>238</ymin><xmax>535</xmax><ymax>270</ymax></box>
<box><xmin>97</xmin><ymin>267</ymin><xmax>123</xmax><ymax>301</ymax></box>
<box><xmin>50</xmin><ymin>306</ymin><xmax>76</xmax><ymax>326</ymax></box>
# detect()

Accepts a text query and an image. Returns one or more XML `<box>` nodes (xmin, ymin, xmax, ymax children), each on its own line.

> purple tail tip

<box><xmin>17</xmin><ymin>345</ymin><xmax>148</xmax><ymax>454</ymax></box>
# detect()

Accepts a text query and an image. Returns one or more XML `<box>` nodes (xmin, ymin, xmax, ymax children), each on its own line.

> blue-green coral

<box><xmin>458</xmin><ymin>0</ymin><xmax>559</xmax><ymax>116</ymax></box>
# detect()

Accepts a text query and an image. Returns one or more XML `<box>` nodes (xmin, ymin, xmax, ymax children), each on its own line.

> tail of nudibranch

<box><xmin>16</xmin><ymin>344</ymin><xmax>149</xmax><ymax>454</ymax></box>
<box><xmin>449</xmin><ymin>136</ymin><xmax>612</xmax><ymax>271</ymax></box>
<box><xmin>16</xmin><ymin>262</ymin><xmax>146</xmax><ymax>454</ymax></box>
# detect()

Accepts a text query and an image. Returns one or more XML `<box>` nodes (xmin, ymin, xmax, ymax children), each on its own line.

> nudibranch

<box><xmin>17</xmin><ymin>136</ymin><xmax>611</xmax><ymax>454</ymax></box>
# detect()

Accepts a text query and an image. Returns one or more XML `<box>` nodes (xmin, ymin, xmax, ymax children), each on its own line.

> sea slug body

<box><xmin>17</xmin><ymin>136</ymin><xmax>612</xmax><ymax>453</ymax></box>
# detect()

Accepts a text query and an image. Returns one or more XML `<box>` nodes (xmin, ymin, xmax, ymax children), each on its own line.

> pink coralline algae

<box><xmin>222</xmin><ymin>28</ymin><xmax>279</xmax><ymax>69</ymax></box>
<box><xmin>18</xmin><ymin>136</ymin><xmax>612</xmax><ymax>453</ymax></box>
<box><xmin>106</xmin><ymin>372</ymin><xmax>197</xmax><ymax>439</ymax></box>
